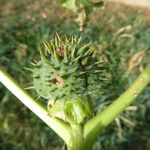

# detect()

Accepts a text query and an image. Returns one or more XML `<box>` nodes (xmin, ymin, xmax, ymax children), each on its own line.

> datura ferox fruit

<box><xmin>29</xmin><ymin>34</ymin><xmax>108</xmax><ymax>124</ymax></box>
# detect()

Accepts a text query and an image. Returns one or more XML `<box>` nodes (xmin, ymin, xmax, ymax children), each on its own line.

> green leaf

<box><xmin>80</xmin><ymin>0</ymin><xmax>104</xmax><ymax>7</ymax></box>
<box><xmin>59</xmin><ymin>0</ymin><xmax>68</xmax><ymax>4</ymax></box>
<box><xmin>61</xmin><ymin>0</ymin><xmax>77</xmax><ymax>12</ymax></box>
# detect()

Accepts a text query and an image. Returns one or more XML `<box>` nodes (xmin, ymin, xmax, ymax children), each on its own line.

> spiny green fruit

<box><xmin>28</xmin><ymin>34</ymin><xmax>109</xmax><ymax>124</ymax></box>
<box><xmin>31</xmin><ymin>34</ymin><xmax>107</xmax><ymax>102</ymax></box>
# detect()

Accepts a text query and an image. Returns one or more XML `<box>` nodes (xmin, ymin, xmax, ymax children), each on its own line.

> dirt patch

<box><xmin>105</xmin><ymin>2</ymin><xmax>150</xmax><ymax>21</ymax></box>
<box><xmin>109</xmin><ymin>0</ymin><xmax>150</xmax><ymax>9</ymax></box>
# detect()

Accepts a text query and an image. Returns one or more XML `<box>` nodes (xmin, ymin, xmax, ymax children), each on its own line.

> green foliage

<box><xmin>59</xmin><ymin>0</ymin><xmax>104</xmax><ymax>31</ymax></box>
<box><xmin>60</xmin><ymin>0</ymin><xmax>77</xmax><ymax>11</ymax></box>
<box><xmin>80</xmin><ymin>0</ymin><xmax>103</xmax><ymax>7</ymax></box>
<box><xmin>60</xmin><ymin>0</ymin><xmax>103</xmax><ymax>10</ymax></box>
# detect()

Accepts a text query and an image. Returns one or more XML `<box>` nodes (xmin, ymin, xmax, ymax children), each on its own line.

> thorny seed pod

<box><xmin>29</xmin><ymin>34</ymin><xmax>109</xmax><ymax>123</ymax></box>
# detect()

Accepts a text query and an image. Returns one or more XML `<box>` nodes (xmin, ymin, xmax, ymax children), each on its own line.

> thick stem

<box><xmin>0</xmin><ymin>66</ymin><xmax>72</xmax><ymax>145</ymax></box>
<box><xmin>67</xmin><ymin>124</ymin><xmax>92</xmax><ymax>150</ymax></box>
<box><xmin>84</xmin><ymin>63</ymin><xmax>150</xmax><ymax>146</ymax></box>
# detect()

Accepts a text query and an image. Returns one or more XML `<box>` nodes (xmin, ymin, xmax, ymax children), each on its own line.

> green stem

<box><xmin>67</xmin><ymin>124</ymin><xmax>92</xmax><ymax>150</ymax></box>
<box><xmin>84</xmin><ymin>63</ymin><xmax>150</xmax><ymax>146</ymax></box>
<box><xmin>0</xmin><ymin>66</ymin><xmax>72</xmax><ymax>145</ymax></box>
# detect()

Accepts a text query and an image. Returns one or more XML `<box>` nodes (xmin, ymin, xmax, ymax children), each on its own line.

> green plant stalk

<box><xmin>67</xmin><ymin>123</ymin><xmax>93</xmax><ymax>150</ymax></box>
<box><xmin>84</xmin><ymin>63</ymin><xmax>150</xmax><ymax>147</ymax></box>
<box><xmin>0</xmin><ymin>66</ymin><xmax>72</xmax><ymax>145</ymax></box>
<box><xmin>67</xmin><ymin>124</ymin><xmax>84</xmax><ymax>150</ymax></box>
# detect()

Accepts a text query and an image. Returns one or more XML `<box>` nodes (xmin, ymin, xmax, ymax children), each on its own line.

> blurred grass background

<box><xmin>0</xmin><ymin>0</ymin><xmax>150</xmax><ymax>150</ymax></box>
